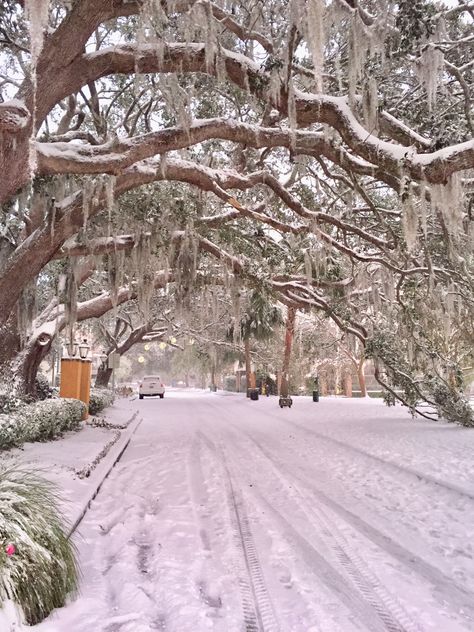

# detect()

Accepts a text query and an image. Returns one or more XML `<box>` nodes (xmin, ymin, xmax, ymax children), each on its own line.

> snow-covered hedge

<box><xmin>0</xmin><ymin>398</ymin><xmax>85</xmax><ymax>450</ymax></box>
<box><xmin>88</xmin><ymin>389</ymin><xmax>115</xmax><ymax>415</ymax></box>
<box><xmin>0</xmin><ymin>391</ymin><xmax>23</xmax><ymax>415</ymax></box>
<box><xmin>0</xmin><ymin>468</ymin><xmax>78</xmax><ymax>625</ymax></box>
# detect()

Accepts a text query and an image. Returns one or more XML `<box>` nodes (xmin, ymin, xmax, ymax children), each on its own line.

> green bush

<box><xmin>0</xmin><ymin>398</ymin><xmax>86</xmax><ymax>451</ymax></box>
<box><xmin>88</xmin><ymin>389</ymin><xmax>115</xmax><ymax>415</ymax></box>
<box><xmin>428</xmin><ymin>377</ymin><xmax>474</xmax><ymax>427</ymax></box>
<box><xmin>35</xmin><ymin>372</ymin><xmax>51</xmax><ymax>400</ymax></box>
<box><xmin>0</xmin><ymin>391</ymin><xmax>23</xmax><ymax>415</ymax></box>
<box><xmin>0</xmin><ymin>468</ymin><xmax>79</xmax><ymax>625</ymax></box>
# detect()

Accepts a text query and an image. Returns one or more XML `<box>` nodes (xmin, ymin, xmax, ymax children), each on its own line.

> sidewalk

<box><xmin>0</xmin><ymin>397</ymin><xmax>142</xmax><ymax>531</ymax></box>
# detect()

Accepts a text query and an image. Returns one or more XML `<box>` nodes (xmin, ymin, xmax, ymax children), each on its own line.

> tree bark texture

<box><xmin>244</xmin><ymin>337</ymin><xmax>251</xmax><ymax>396</ymax></box>
<box><xmin>95</xmin><ymin>366</ymin><xmax>113</xmax><ymax>388</ymax></box>
<box><xmin>280</xmin><ymin>307</ymin><xmax>296</xmax><ymax>398</ymax></box>
<box><xmin>357</xmin><ymin>360</ymin><xmax>368</xmax><ymax>397</ymax></box>
<box><xmin>0</xmin><ymin>314</ymin><xmax>52</xmax><ymax>399</ymax></box>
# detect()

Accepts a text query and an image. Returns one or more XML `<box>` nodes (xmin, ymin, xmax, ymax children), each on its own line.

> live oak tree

<box><xmin>92</xmin><ymin>298</ymin><xmax>173</xmax><ymax>388</ymax></box>
<box><xmin>0</xmin><ymin>0</ymin><xmax>473</xmax><ymax>423</ymax></box>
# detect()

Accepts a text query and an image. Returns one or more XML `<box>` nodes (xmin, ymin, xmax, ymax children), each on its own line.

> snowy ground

<box><xmin>28</xmin><ymin>391</ymin><xmax>474</xmax><ymax>632</ymax></box>
<box><xmin>1</xmin><ymin>399</ymin><xmax>139</xmax><ymax>527</ymax></box>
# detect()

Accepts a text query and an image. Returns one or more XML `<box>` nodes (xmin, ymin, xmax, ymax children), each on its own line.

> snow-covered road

<box><xmin>35</xmin><ymin>392</ymin><xmax>474</xmax><ymax>632</ymax></box>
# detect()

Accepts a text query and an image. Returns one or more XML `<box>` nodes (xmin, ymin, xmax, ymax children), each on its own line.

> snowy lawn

<box><xmin>21</xmin><ymin>392</ymin><xmax>474</xmax><ymax>631</ymax></box>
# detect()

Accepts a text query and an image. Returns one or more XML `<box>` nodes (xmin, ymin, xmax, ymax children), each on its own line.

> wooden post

<box><xmin>79</xmin><ymin>360</ymin><xmax>92</xmax><ymax>419</ymax></box>
<box><xmin>59</xmin><ymin>359</ymin><xmax>82</xmax><ymax>400</ymax></box>
<box><xmin>59</xmin><ymin>358</ymin><xmax>92</xmax><ymax>420</ymax></box>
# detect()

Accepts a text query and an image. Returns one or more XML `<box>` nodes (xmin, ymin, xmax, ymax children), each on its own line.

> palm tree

<box><xmin>230</xmin><ymin>290</ymin><xmax>283</xmax><ymax>394</ymax></box>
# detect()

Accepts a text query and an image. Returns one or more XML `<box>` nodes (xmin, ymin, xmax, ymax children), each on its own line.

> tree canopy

<box><xmin>0</xmin><ymin>0</ymin><xmax>473</xmax><ymax>422</ymax></box>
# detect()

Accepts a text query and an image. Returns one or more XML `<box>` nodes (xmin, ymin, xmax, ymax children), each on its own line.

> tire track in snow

<box><xmin>197</xmin><ymin>431</ymin><xmax>280</xmax><ymax>632</ymax></box>
<box><xmin>251</xmin><ymin>446</ymin><xmax>422</xmax><ymax>632</ymax></box>
<box><xmin>239</xmin><ymin>429</ymin><xmax>474</xmax><ymax>626</ymax></box>
<box><xmin>278</xmin><ymin>416</ymin><xmax>474</xmax><ymax>502</ymax></box>
<box><xmin>217</xmin><ymin>425</ymin><xmax>423</xmax><ymax>632</ymax></box>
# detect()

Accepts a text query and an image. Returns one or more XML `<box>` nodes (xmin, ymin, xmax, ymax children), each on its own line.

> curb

<box><xmin>67</xmin><ymin>411</ymin><xmax>143</xmax><ymax>538</ymax></box>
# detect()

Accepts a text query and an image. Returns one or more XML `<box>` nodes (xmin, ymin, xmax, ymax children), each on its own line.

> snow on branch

<box><xmin>65</xmin><ymin>43</ymin><xmax>474</xmax><ymax>183</ymax></box>
<box><xmin>0</xmin><ymin>99</ymin><xmax>30</xmax><ymax>133</ymax></box>
<box><xmin>53</xmin><ymin>234</ymin><xmax>143</xmax><ymax>259</ymax></box>
<box><xmin>37</xmin><ymin>117</ymin><xmax>400</xmax><ymax>188</ymax></box>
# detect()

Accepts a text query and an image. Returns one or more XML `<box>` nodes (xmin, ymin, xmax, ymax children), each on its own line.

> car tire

<box><xmin>139</xmin><ymin>394</ymin><xmax>144</xmax><ymax>400</ymax></box>
<box><xmin>160</xmin><ymin>394</ymin><xmax>164</xmax><ymax>399</ymax></box>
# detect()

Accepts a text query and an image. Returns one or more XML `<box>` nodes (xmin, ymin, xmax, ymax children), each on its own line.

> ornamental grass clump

<box><xmin>0</xmin><ymin>468</ymin><xmax>79</xmax><ymax>625</ymax></box>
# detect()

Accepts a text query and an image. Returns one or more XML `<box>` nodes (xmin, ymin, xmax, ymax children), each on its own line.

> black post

<box><xmin>313</xmin><ymin>376</ymin><xmax>320</xmax><ymax>402</ymax></box>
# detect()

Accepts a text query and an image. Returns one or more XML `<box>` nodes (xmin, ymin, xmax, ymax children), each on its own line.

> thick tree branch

<box><xmin>57</xmin><ymin>43</ymin><xmax>474</xmax><ymax>183</ymax></box>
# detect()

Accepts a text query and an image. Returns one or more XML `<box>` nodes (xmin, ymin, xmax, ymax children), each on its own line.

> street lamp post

<box><xmin>78</xmin><ymin>338</ymin><xmax>90</xmax><ymax>360</ymax></box>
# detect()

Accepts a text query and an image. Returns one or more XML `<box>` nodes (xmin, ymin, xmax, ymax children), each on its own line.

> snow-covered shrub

<box><xmin>0</xmin><ymin>467</ymin><xmax>78</xmax><ymax>625</ymax></box>
<box><xmin>427</xmin><ymin>377</ymin><xmax>474</xmax><ymax>427</ymax></box>
<box><xmin>0</xmin><ymin>414</ymin><xmax>26</xmax><ymax>449</ymax></box>
<box><xmin>0</xmin><ymin>392</ymin><xmax>23</xmax><ymax>415</ymax></box>
<box><xmin>35</xmin><ymin>372</ymin><xmax>51</xmax><ymax>401</ymax></box>
<box><xmin>88</xmin><ymin>389</ymin><xmax>115</xmax><ymax>415</ymax></box>
<box><xmin>0</xmin><ymin>399</ymin><xmax>85</xmax><ymax>451</ymax></box>
<box><xmin>20</xmin><ymin>399</ymin><xmax>85</xmax><ymax>442</ymax></box>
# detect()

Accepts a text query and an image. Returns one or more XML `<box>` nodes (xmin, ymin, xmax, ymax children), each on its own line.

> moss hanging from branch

<box><xmin>365</xmin><ymin>329</ymin><xmax>474</xmax><ymax>426</ymax></box>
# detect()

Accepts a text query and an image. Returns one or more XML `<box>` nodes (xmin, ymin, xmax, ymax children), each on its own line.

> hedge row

<box><xmin>0</xmin><ymin>398</ymin><xmax>86</xmax><ymax>451</ymax></box>
<box><xmin>88</xmin><ymin>389</ymin><xmax>115</xmax><ymax>415</ymax></box>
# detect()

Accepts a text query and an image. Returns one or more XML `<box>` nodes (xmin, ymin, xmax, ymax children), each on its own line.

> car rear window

<box><xmin>144</xmin><ymin>376</ymin><xmax>160</xmax><ymax>381</ymax></box>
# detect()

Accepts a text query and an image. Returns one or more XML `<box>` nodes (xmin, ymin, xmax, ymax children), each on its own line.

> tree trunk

<box><xmin>211</xmin><ymin>364</ymin><xmax>216</xmax><ymax>389</ymax></box>
<box><xmin>250</xmin><ymin>372</ymin><xmax>256</xmax><ymax>388</ymax></box>
<box><xmin>0</xmin><ymin>317</ymin><xmax>21</xmax><ymax>393</ymax></box>
<box><xmin>95</xmin><ymin>365</ymin><xmax>113</xmax><ymax>388</ymax></box>
<box><xmin>357</xmin><ymin>359</ymin><xmax>368</xmax><ymax>397</ymax></box>
<box><xmin>281</xmin><ymin>307</ymin><xmax>296</xmax><ymax>398</ymax></box>
<box><xmin>21</xmin><ymin>342</ymin><xmax>52</xmax><ymax>397</ymax></box>
<box><xmin>320</xmin><ymin>373</ymin><xmax>328</xmax><ymax>396</ymax></box>
<box><xmin>0</xmin><ymin>314</ymin><xmax>51</xmax><ymax>399</ymax></box>
<box><xmin>244</xmin><ymin>337</ymin><xmax>251</xmax><ymax>396</ymax></box>
<box><xmin>344</xmin><ymin>371</ymin><xmax>353</xmax><ymax>397</ymax></box>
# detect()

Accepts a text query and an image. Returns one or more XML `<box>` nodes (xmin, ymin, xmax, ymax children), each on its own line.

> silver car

<box><xmin>139</xmin><ymin>376</ymin><xmax>165</xmax><ymax>399</ymax></box>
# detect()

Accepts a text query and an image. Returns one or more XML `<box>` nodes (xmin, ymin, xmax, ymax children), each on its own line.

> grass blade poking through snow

<box><xmin>0</xmin><ymin>467</ymin><xmax>79</xmax><ymax>625</ymax></box>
